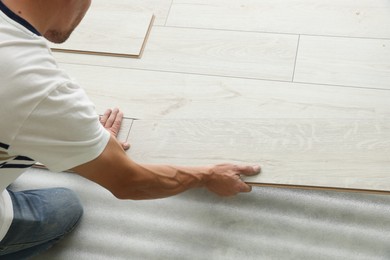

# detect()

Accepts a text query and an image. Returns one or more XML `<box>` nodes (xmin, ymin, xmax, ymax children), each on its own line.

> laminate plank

<box><xmin>294</xmin><ymin>36</ymin><xmax>390</xmax><ymax>89</ymax></box>
<box><xmin>92</xmin><ymin>0</ymin><xmax>172</xmax><ymax>26</ymax></box>
<box><xmin>127</xmin><ymin>119</ymin><xmax>390</xmax><ymax>193</ymax></box>
<box><xmin>54</xmin><ymin>27</ymin><xmax>299</xmax><ymax>81</ymax></box>
<box><xmin>60</xmin><ymin>63</ymin><xmax>390</xmax><ymax>120</ymax></box>
<box><xmin>167</xmin><ymin>0</ymin><xmax>390</xmax><ymax>39</ymax></box>
<box><xmin>49</xmin><ymin>7</ymin><xmax>154</xmax><ymax>58</ymax></box>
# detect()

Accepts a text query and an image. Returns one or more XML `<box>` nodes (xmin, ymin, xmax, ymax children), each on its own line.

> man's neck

<box><xmin>1</xmin><ymin>0</ymin><xmax>54</xmax><ymax>35</ymax></box>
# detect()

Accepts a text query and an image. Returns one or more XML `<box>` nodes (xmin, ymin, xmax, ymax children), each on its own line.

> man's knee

<box><xmin>44</xmin><ymin>188</ymin><xmax>84</xmax><ymax>231</ymax></box>
<box><xmin>18</xmin><ymin>187</ymin><xmax>84</xmax><ymax>237</ymax></box>
<box><xmin>0</xmin><ymin>188</ymin><xmax>84</xmax><ymax>257</ymax></box>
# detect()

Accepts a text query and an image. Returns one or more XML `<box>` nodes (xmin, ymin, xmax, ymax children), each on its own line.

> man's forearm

<box><xmin>116</xmin><ymin>161</ymin><xmax>260</xmax><ymax>200</ymax></box>
<box><xmin>74</xmin><ymin>135</ymin><xmax>260</xmax><ymax>200</ymax></box>
<box><xmin>115</xmin><ymin>163</ymin><xmax>212</xmax><ymax>200</ymax></box>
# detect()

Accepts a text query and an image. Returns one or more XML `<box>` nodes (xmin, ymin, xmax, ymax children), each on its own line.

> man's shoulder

<box><xmin>0</xmin><ymin>22</ymin><xmax>69</xmax><ymax>96</ymax></box>
<box><xmin>0</xmin><ymin>18</ymin><xmax>74</xmax><ymax>138</ymax></box>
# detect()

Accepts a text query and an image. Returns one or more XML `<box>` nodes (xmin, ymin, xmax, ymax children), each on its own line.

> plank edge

<box><xmin>247</xmin><ymin>182</ymin><xmax>390</xmax><ymax>195</ymax></box>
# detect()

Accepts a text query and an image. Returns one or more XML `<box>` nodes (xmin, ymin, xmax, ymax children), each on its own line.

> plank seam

<box><xmin>248</xmin><ymin>183</ymin><xmax>390</xmax><ymax>195</ymax></box>
<box><xmin>164</xmin><ymin>0</ymin><xmax>174</xmax><ymax>26</ymax></box>
<box><xmin>156</xmin><ymin>25</ymin><xmax>390</xmax><ymax>41</ymax></box>
<box><xmin>292</xmin><ymin>34</ymin><xmax>301</xmax><ymax>82</ymax></box>
<box><xmin>59</xmin><ymin>61</ymin><xmax>390</xmax><ymax>92</ymax></box>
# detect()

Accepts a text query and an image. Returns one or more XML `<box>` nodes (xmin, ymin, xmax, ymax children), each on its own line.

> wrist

<box><xmin>199</xmin><ymin>165</ymin><xmax>214</xmax><ymax>186</ymax></box>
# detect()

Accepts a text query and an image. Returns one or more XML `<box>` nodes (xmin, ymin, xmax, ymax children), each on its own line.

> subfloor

<box><xmin>15</xmin><ymin>0</ymin><xmax>390</xmax><ymax>259</ymax></box>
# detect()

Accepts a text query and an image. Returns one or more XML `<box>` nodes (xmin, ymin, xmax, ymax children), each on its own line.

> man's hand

<box><xmin>100</xmin><ymin>108</ymin><xmax>130</xmax><ymax>150</ymax></box>
<box><xmin>205</xmin><ymin>164</ymin><xmax>261</xmax><ymax>196</ymax></box>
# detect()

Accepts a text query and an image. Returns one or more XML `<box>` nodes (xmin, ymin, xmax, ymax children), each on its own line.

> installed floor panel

<box><xmin>167</xmin><ymin>0</ymin><xmax>390</xmax><ymax>38</ymax></box>
<box><xmin>60</xmin><ymin>63</ymin><xmax>390</xmax><ymax>119</ymax></box>
<box><xmin>10</xmin><ymin>169</ymin><xmax>389</xmax><ymax>260</ymax></box>
<box><xmin>54</xmin><ymin>27</ymin><xmax>299</xmax><ymax>81</ymax></box>
<box><xmin>92</xmin><ymin>0</ymin><xmax>172</xmax><ymax>26</ymax></box>
<box><xmin>294</xmin><ymin>36</ymin><xmax>390</xmax><ymax>89</ymax></box>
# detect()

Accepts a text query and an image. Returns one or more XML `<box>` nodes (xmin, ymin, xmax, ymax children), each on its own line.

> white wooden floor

<box><xmin>55</xmin><ymin>0</ymin><xmax>390</xmax><ymax>192</ymax></box>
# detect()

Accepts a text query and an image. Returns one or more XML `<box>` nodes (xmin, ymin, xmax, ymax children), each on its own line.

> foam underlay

<box><xmin>10</xmin><ymin>168</ymin><xmax>390</xmax><ymax>259</ymax></box>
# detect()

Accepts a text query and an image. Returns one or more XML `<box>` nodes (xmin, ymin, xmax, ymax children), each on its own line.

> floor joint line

<box><xmin>155</xmin><ymin>25</ymin><xmax>390</xmax><ymax>41</ymax></box>
<box><xmin>59</xmin><ymin>61</ymin><xmax>390</xmax><ymax>92</ymax></box>
<box><xmin>292</xmin><ymin>34</ymin><xmax>301</xmax><ymax>82</ymax></box>
<box><xmin>164</xmin><ymin>0</ymin><xmax>174</xmax><ymax>26</ymax></box>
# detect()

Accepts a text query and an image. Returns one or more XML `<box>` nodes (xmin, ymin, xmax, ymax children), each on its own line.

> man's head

<box><xmin>2</xmin><ymin>0</ymin><xmax>92</xmax><ymax>43</ymax></box>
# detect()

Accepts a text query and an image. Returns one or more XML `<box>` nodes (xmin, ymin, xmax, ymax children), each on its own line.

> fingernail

<box><xmin>253</xmin><ymin>165</ymin><xmax>261</xmax><ymax>173</ymax></box>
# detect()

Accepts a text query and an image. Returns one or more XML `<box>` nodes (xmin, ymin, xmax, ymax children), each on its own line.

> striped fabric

<box><xmin>0</xmin><ymin>142</ymin><xmax>35</xmax><ymax>171</ymax></box>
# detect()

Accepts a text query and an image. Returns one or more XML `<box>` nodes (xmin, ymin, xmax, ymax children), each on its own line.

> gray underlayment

<box><xmin>11</xmin><ymin>168</ymin><xmax>390</xmax><ymax>260</ymax></box>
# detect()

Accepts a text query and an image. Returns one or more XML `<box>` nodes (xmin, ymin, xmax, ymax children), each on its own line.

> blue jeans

<box><xmin>0</xmin><ymin>188</ymin><xmax>83</xmax><ymax>259</ymax></box>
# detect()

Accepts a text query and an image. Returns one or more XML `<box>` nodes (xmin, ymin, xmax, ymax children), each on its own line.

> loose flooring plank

<box><xmin>49</xmin><ymin>7</ymin><xmax>154</xmax><ymax>58</ymax></box>
<box><xmin>294</xmin><ymin>36</ymin><xmax>390</xmax><ymax>89</ymax></box>
<box><xmin>60</xmin><ymin>63</ymin><xmax>390</xmax><ymax>120</ymax></box>
<box><xmin>127</xmin><ymin>119</ymin><xmax>390</xmax><ymax>193</ymax></box>
<box><xmin>33</xmin><ymin>117</ymin><xmax>133</xmax><ymax>170</ymax></box>
<box><xmin>167</xmin><ymin>0</ymin><xmax>390</xmax><ymax>39</ymax></box>
<box><xmin>54</xmin><ymin>27</ymin><xmax>299</xmax><ymax>81</ymax></box>
<box><xmin>92</xmin><ymin>0</ymin><xmax>172</xmax><ymax>26</ymax></box>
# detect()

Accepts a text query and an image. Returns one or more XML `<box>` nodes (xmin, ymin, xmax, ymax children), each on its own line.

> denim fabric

<box><xmin>0</xmin><ymin>188</ymin><xmax>83</xmax><ymax>259</ymax></box>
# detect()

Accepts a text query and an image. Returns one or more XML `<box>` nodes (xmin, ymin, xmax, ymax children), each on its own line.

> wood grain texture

<box><xmin>49</xmin><ymin>7</ymin><xmax>154</xmax><ymax>58</ymax></box>
<box><xmin>167</xmin><ymin>0</ymin><xmax>390</xmax><ymax>39</ymax></box>
<box><xmin>54</xmin><ymin>27</ymin><xmax>299</xmax><ymax>81</ymax></box>
<box><xmin>92</xmin><ymin>0</ymin><xmax>172</xmax><ymax>26</ymax></box>
<box><xmin>127</xmin><ymin>119</ymin><xmax>390</xmax><ymax>193</ymax></box>
<box><xmin>60</xmin><ymin>63</ymin><xmax>390</xmax><ymax>120</ymax></box>
<box><xmin>294</xmin><ymin>36</ymin><xmax>390</xmax><ymax>89</ymax></box>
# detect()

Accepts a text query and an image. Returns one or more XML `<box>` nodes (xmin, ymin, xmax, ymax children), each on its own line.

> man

<box><xmin>0</xmin><ymin>0</ymin><xmax>260</xmax><ymax>258</ymax></box>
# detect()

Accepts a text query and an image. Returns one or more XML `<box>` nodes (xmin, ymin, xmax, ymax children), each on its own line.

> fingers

<box><xmin>100</xmin><ymin>108</ymin><xmax>130</xmax><ymax>150</ymax></box>
<box><xmin>217</xmin><ymin>181</ymin><xmax>251</xmax><ymax>196</ymax></box>
<box><xmin>239</xmin><ymin>182</ymin><xmax>252</xmax><ymax>193</ymax></box>
<box><xmin>235</xmin><ymin>165</ymin><xmax>259</xmax><ymax>194</ymax></box>
<box><xmin>99</xmin><ymin>109</ymin><xmax>112</xmax><ymax>126</ymax></box>
<box><xmin>236</xmin><ymin>165</ymin><xmax>261</xmax><ymax>176</ymax></box>
<box><xmin>100</xmin><ymin>108</ymin><xmax>124</xmax><ymax>137</ymax></box>
<box><xmin>100</xmin><ymin>108</ymin><xmax>122</xmax><ymax>126</ymax></box>
<box><xmin>234</xmin><ymin>174</ymin><xmax>252</xmax><ymax>193</ymax></box>
<box><xmin>121</xmin><ymin>142</ymin><xmax>130</xmax><ymax>151</ymax></box>
<box><xmin>206</xmin><ymin>164</ymin><xmax>259</xmax><ymax>197</ymax></box>
<box><xmin>234</xmin><ymin>165</ymin><xmax>259</xmax><ymax>194</ymax></box>
<box><xmin>106</xmin><ymin>108</ymin><xmax>122</xmax><ymax>130</ymax></box>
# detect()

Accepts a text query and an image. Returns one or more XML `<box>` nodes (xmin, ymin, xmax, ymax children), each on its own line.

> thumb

<box><xmin>121</xmin><ymin>142</ymin><xmax>130</xmax><ymax>150</ymax></box>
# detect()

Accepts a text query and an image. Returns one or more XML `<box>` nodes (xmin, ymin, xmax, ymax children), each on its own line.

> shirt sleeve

<box><xmin>10</xmin><ymin>81</ymin><xmax>110</xmax><ymax>172</ymax></box>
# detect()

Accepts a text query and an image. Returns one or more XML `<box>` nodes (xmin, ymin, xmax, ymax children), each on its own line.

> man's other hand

<box><xmin>100</xmin><ymin>108</ymin><xmax>130</xmax><ymax>150</ymax></box>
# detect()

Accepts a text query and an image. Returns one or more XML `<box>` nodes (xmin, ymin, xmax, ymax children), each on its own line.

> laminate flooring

<box><xmin>166</xmin><ymin>0</ymin><xmax>390</xmax><ymax>38</ymax></box>
<box><xmin>54</xmin><ymin>0</ymin><xmax>390</xmax><ymax>192</ymax></box>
